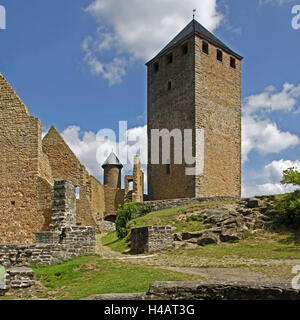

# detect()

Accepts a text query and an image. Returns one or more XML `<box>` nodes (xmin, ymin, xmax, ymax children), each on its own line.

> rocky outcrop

<box><xmin>174</xmin><ymin>196</ymin><xmax>277</xmax><ymax>246</ymax></box>
<box><xmin>82</xmin><ymin>280</ymin><xmax>300</xmax><ymax>300</ymax></box>
<box><xmin>147</xmin><ymin>281</ymin><xmax>300</xmax><ymax>300</ymax></box>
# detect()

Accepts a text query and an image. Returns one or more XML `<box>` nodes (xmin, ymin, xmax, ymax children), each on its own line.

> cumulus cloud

<box><xmin>242</xmin><ymin>115</ymin><xmax>299</xmax><ymax>163</ymax></box>
<box><xmin>242</xmin><ymin>159</ymin><xmax>300</xmax><ymax>197</ymax></box>
<box><xmin>61</xmin><ymin>124</ymin><xmax>148</xmax><ymax>182</ymax></box>
<box><xmin>259</xmin><ymin>0</ymin><xmax>296</xmax><ymax>6</ymax></box>
<box><xmin>244</xmin><ymin>83</ymin><xmax>300</xmax><ymax>115</ymax></box>
<box><xmin>242</xmin><ymin>83</ymin><xmax>300</xmax><ymax>163</ymax></box>
<box><xmin>83</xmin><ymin>0</ymin><xmax>223</xmax><ymax>84</ymax></box>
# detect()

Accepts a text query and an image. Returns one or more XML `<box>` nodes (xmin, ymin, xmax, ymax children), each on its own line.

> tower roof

<box><xmin>146</xmin><ymin>19</ymin><xmax>243</xmax><ymax>65</ymax></box>
<box><xmin>102</xmin><ymin>152</ymin><xmax>123</xmax><ymax>168</ymax></box>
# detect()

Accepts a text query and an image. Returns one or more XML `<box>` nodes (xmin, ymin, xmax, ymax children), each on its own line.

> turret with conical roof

<box><xmin>102</xmin><ymin>152</ymin><xmax>123</xmax><ymax>189</ymax></box>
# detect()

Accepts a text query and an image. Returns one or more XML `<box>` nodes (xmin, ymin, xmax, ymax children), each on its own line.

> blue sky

<box><xmin>0</xmin><ymin>0</ymin><xmax>300</xmax><ymax>196</ymax></box>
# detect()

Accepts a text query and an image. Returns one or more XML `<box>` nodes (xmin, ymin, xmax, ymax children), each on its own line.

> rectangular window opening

<box><xmin>168</xmin><ymin>81</ymin><xmax>172</xmax><ymax>91</ymax></box>
<box><xmin>182</xmin><ymin>44</ymin><xmax>188</xmax><ymax>55</ymax></box>
<box><xmin>166</xmin><ymin>164</ymin><xmax>170</xmax><ymax>175</ymax></box>
<box><xmin>167</xmin><ymin>54</ymin><xmax>173</xmax><ymax>64</ymax></box>
<box><xmin>217</xmin><ymin>49</ymin><xmax>223</xmax><ymax>62</ymax></box>
<box><xmin>202</xmin><ymin>41</ymin><xmax>209</xmax><ymax>54</ymax></box>
<box><xmin>154</xmin><ymin>62</ymin><xmax>159</xmax><ymax>73</ymax></box>
<box><xmin>230</xmin><ymin>57</ymin><xmax>236</xmax><ymax>69</ymax></box>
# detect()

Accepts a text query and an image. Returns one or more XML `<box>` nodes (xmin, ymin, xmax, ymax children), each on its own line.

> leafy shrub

<box><xmin>274</xmin><ymin>168</ymin><xmax>300</xmax><ymax>228</ymax></box>
<box><xmin>275</xmin><ymin>190</ymin><xmax>300</xmax><ymax>227</ymax></box>
<box><xmin>116</xmin><ymin>201</ymin><xmax>138</xmax><ymax>239</ymax></box>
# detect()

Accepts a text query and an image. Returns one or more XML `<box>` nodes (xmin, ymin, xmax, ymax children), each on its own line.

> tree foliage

<box><xmin>115</xmin><ymin>201</ymin><xmax>137</xmax><ymax>239</ymax></box>
<box><xmin>275</xmin><ymin>167</ymin><xmax>300</xmax><ymax>228</ymax></box>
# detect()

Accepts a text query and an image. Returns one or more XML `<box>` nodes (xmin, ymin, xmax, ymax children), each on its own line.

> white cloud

<box><xmin>265</xmin><ymin>159</ymin><xmax>300</xmax><ymax>182</ymax></box>
<box><xmin>242</xmin><ymin>159</ymin><xmax>300</xmax><ymax>197</ymax></box>
<box><xmin>242</xmin><ymin>83</ymin><xmax>300</xmax><ymax>163</ymax></box>
<box><xmin>83</xmin><ymin>0</ymin><xmax>223</xmax><ymax>84</ymax></box>
<box><xmin>242</xmin><ymin>115</ymin><xmax>299</xmax><ymax>163</ymax></box>
<box><xmin>259</xmin><ymin>0</ymin><xmax>296</xmax><ymax>6</ymax></box>
<box><xmin>82</xmin><ymin>36</ymin><xmax>127</xmax><ymax>85</ymax></box>
<box><xmin>61</xmin><ymin>124</ymin><xmax>148</xmax><ymax>182</ymax></box>
<box><xmin>243</xmin><ymin>83</ymin><xmax>300</xmax><ymax>115</ymax></box>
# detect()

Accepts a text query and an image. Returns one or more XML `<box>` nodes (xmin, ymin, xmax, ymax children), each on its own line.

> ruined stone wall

<box><xmin>132</xmin><ymin>156</ymin><xmax>144</xmax><ymax>203</ymax></box>
<box><xmin>89</xmin><ymin>176</ymin><xmax>105</xmax><ymax>221</ymax></box>
<box><xmin>194</xmin><ymin>37</ymin><xmax>241</xmax><ymax>197</ymax></box>
<box><xmin>0</xmin><ymin>74</ymin><xmax>52</xmax><ymax>244</ymax></box>
<box><xmin>147</xmin><ymin>36</ymin><xmax>196</xmax><ymax>200</ymax></box>
<box><xmin>42</xmin><ymin>126</ymin><xmax>102</xmax><ymax>228</ymax></box>
<box><xmin>131</xmin><ymin>226</ymin><xmax>173</xmax><ymax>253</ymax></box>
<box><xmin>104</xmin><ymin>186</ymin><xmax>125</xmax><ymax>216</ymax></box>
<box><xmin>0</xmin><ymin>226</ymin><xmax>96</xmax><ymax>267</ymax></box>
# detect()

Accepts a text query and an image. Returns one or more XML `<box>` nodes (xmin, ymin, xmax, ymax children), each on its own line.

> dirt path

<box><xmin>96</xmin><ymin>234</ymin><xmax>299</xmax><ymax>283</ymax></box>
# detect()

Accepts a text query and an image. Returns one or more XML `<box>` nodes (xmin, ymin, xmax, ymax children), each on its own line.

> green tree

<box><xmin>115</xmin><ymin>201</ymin><xmax>137</xmax><ymax>239</ymax></box>
<box><xmin>275</xmin><ymin>167</ymin><xmax>300</xmax><ymax>227</ymax></box>
<box><xmin>281</xmin><ymin>167</ymin><xmax>300</xmax><ymax>187</ymax></box>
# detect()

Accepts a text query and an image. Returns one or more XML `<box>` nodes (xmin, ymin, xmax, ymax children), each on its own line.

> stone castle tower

<box><xmin>147</xmin><ymin>19</ymin><xmax>243</xmax><ymax>200</ymax></box>
<box><xmin>102</xmin><ymin>152</ymin><xmax>123</xmax><ymax>189</ymax></box>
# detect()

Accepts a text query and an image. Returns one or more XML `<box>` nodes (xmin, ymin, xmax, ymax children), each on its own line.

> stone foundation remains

<box><xmin>0</xmin><ymin>180</ymin><xmax>95</xmax><ymax>268</ymax></box>
<box><xmin>131</xmin><ymin>226</ymin><xmax>173</xmax><ymax>253</ymax></box>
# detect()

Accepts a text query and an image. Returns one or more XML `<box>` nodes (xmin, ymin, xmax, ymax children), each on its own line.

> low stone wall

<box><xmin>98</xmin><ymin>220</ymin><xmax>116</xmax><ymax>232</ymax></box>
<box><xmin>147</xmin><ymin>281</ymin><xmax>300</xmax><ymax>300</ymax></box>
<box><xmin>0</xmin><ymin>226</ymin><xmax>95</xmax><ymax>267</ymax></box>
<box><xmin>137</xmin><ymin>196</ymin><xmax>239</xmax><ymax>216</ymax></box>
<box><xmin>0</xmin><ymin>267</ymin><xmax>35</xmax><ymax>296</ymax></box>
<box><xmin>131</xmin><ymin>226</ymin><xmax>173</xmax><ymax>253</ymax></box>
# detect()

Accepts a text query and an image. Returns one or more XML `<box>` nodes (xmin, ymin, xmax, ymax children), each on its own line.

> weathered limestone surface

<box><xmin>131</xmin><ymin>226</ymin><xmax>173</xmax><ymax>254</ymax></box>
<box><xmin>137</xmin><ymin>196</ymin><xmax>239</xmax><ymax>216</ymax></box>
<box><xmin>174</xmin><ymin>196</ymin><xmax>276</xmax><ymax>247</ymax></box>
<box><xmin>147</xmin><ymin>281</ymin><xmax>300</xmax><ymax>300</ymax></box>
<box><xmin>82</xmin><ymin>281</ymin><xmax>300</xmax><ymax>300</ymax></box>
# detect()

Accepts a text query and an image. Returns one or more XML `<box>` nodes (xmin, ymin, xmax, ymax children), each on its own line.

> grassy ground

<box><xmin>129</xmin><ymin>200</ymin><xmax>236</xmax><ymax>232</ymax></box>
<box><xmin>1</xmin><ymin>255</ymin><xmax>203</xmax><ymax>300</ymax></box>
<box><xmin>167</xmin><ymin>230</ymin><xmax>300</xmax><ymax>260</ymax></box>
<box><xmin>102</xmin><ymin>200</ymin><xmax>236</xmax><ymax>253</ymax></box>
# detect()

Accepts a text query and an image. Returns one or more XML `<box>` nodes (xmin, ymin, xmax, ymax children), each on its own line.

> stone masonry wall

<box><xmin>0</xmin><ymin>74</ymin><xmax>52</xmax><ymax>244</ymax></box>
<box><xmin>147</xmin><ymin>31</ymin><xmax>242</xmax><ymax>200</ymax></box>
<box><xmin>42</xmin><ymin>126</ymin><xmax>103</xmax><ymax>228</ymax></box>
<box><xmin>147</xmin><ymin>36</ymin><xmax>196</xmax><ymax>200</ymax></box>
<box><xmin>195</xmin><ymin>36</ymin><xmax>241</xmax><ymax>198</ymax></box>
<box><xmin>131</xmin><ymin>226</ymin><xmax>173</xmax><ymax>253</ymax></box>
<box><xmin>50</xmin><ymin>180</ymin><xmax>76</xmax><ymax>231</ymax></box>
<box><xmin>0</xmin><ymin>226</ymin><xmax>95</xmax><ymax>267</ymax></box>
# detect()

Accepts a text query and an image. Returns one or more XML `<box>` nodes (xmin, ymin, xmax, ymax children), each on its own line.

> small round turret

<box><xmin>102</xmin><ymin>152</ymin><xmax>123</xmax><ymax>189</ymax></box>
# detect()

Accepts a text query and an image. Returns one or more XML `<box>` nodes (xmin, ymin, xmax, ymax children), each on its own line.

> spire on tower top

<box><xmin>193</xmin><ymin>8</ymin><xmax>196</xmax><ymax>20</ymax></box>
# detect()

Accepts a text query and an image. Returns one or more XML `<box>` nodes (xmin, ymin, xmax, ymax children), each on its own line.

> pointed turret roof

<box><xmin>146</xmin><ymin>19</ymin><xmax>243</xmax><ymax>65</ymax></box>
<box><xmin>102</xmin><ymin>152</ymin><xmax>123</xmax><ymax>168</ymax></box>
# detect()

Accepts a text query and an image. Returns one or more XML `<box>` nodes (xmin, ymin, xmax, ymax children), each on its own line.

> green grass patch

<box><xmin>28</xmin><ymin>255</ymin><xmax>201</xmax><ymax>300</ymax></box>
<box><xmin>101</xmin><ymin>232</ymin><xmax>129</xmax><ymax>253</ymax></box>
<box><xmin>129</xmin><ymin>200</ymin><xmax>235</xmax><ymax>232</ymax></box>
<box><xmin>169</xmin><ymin>230</ymin><xmax>300</xmax><ymax>260</ymax></box>
<box><xmin>102</xmin><ymin>201</ymin><xmax>235</xmax><ymax>253</ymax></box>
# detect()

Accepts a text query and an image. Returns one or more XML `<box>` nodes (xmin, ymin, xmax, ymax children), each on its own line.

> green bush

<box><xmin>275</xmin><ymin>190</ymin><xmax>300</xmax><ymax>227</ymax></box>
<box><xmin>116</xmin><ymin>201</ymin><xmax>137</xmax><ymax>239</ymax></box>
<box><xmin>274</xmin><ymin>167</ymin><xmax>300</xmax><ymax>228</ymax></box>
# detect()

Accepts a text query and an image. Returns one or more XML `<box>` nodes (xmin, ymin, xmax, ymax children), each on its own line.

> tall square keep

<box><xmin>147</xmin><ymin>19</ymin><xmax>243</xmax><ymax>200</ymax></box>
